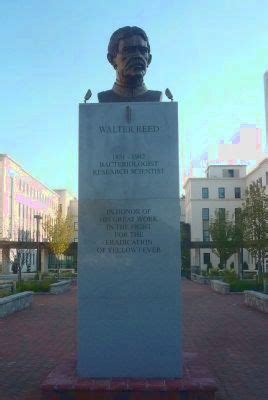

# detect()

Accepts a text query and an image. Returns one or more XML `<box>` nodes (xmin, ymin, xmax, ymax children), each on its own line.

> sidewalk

<box><xmin>0</xmin><ymin>281</ymin><xmax>267</xmax><ymax>399</ymax></box>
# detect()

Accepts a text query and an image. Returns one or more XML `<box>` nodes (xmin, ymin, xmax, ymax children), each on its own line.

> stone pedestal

<box><xmin>78</xmin><ymin>102</ymin><xmax>181</xmax><ymax>378</ymax></box>
<box><xmin>41</xmin><ymin>353</ymin><xmax>217</xmax><ymax>400</ymax></box>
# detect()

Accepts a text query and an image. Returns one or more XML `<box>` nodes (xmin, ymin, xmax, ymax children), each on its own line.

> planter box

<box><xmin>50</xmin><ymin>280</ymin><xmax>71</xmax><ymax>295</ymax></box>
<box><xmin>244</xmin><ymin>290</ymin><xmax>268</xmax><ymax>313</ymax></box>
<box><xmin>210</xmin><ymin>280</ymin><xmax>230</xmax><ymax>294</ymax></box>
<box><xmin>209</xmin><ymin>276</ymin><xmax>224</xmax><ymax>282</ymax></box>
<box><xmin>191</xmin><ymin>273</ymin><xmax>209</xmax><ymax>285</ymax></box>
<box><xmin>0</xmin><ymin>291</ymin><xmax>33</xmax><ymax>318</ymax></box>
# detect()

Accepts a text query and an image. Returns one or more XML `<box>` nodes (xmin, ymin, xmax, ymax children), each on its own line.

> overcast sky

<box><xmin>1</xmin><ymin>0</ymin><xmax>267</xmax><ymax>194</ymax></box>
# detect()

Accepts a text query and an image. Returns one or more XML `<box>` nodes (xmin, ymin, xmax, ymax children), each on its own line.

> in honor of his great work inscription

<box><xmin>77</xmin><ymin>26</ymin><xmax>181</xmax><ymax>379</ymax></box>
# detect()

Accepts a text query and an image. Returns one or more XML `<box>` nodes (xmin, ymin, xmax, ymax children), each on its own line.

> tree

<box><xmin>43</xmin><ymin>209</ymin><xmax>74</xmax><ymax>276</ymax></box>
<box><xmin>209</xmin><ymin>210</ymin><xmax>237</xmax><ymax>269</ymax></box>
<box><xmin>180</xmin><ymin>222</ymin><xmax>191</xmax><ymax>278</ymax></box>
<box><xmin>241</xmin><ymin>182</ymin><xmax>268</xmax><ymax>277</ymax></box>
<box><xmin>233</xmin><ymin>207</ymin><xmax>244</xmax><ymax>279</ymax></box>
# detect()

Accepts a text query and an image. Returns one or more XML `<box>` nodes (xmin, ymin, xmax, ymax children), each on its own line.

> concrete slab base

<box><xmin>41</xmin><ymin>353</ymin><xmax>217</xmax><ymax>399</ymax></box>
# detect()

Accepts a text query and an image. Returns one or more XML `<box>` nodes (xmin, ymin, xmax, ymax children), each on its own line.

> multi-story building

<box><xmin>183</xmin><ymin>159</ymin><xmax>268</xmax><ymax>272</ymax></box>
<box><xmin>0</xmin><ymin>154</ymin><xmax>59</xmax><ymax>243</ymax></box>
<box><xmin>0</xmin><ymin>154</ymin><xmax>77</xmax><ymax>273</ymax></box>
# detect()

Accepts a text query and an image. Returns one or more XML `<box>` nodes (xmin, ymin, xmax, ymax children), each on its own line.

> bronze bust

<box><xmin>98</xmin><ymin>26</ymin><xmax>162</xmax><ymax>103</ymax></box>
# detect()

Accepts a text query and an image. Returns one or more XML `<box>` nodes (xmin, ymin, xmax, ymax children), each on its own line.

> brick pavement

<box><xmin>0</xmin><ymin>281</ymin><xmax>267</xmax><ymax>400</ymax></box>
<box><xmin>182</xmin><ymin>280</ymin><xmax>268</xmax><ymax>400</ymax></box>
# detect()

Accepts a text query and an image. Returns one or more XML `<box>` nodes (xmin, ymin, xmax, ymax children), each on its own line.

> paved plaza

<box><xmin>0</xmin><ymin>280</ymin><xmax>267</xmax><ymax>400</ymax></box>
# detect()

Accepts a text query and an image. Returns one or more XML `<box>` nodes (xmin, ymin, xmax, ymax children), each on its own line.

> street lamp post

<box><xmin>34</xmin><ymin>215</ymin><xmax>43</xmax><ymax>273</ymax></box>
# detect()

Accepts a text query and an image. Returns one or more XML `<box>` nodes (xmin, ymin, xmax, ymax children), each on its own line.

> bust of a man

<box><xmin>98</xmin><ymin>26</ymin><xmax>162</xmax><ymax>103</ymax></box>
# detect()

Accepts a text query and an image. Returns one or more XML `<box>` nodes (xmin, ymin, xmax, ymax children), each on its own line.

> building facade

<box><xmin>0</xmin><ymin>154</ymin><xmax>60</xmax><ymax>242</ymax></box>
<box><xmin>0</xmin><ymin>154</ymin><xmax>77</xmax><ymax>273</ymax></box>
<box><xmin>183</xmin><ymin>159</ymin><xmax>268</xmax><ymax>272</ymax></box>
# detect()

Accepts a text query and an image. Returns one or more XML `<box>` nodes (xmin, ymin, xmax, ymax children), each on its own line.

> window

<box><xmin>203</xmin><ymin>222</ymin><xmax>210</xmax><ymax>242</ymax></box>
<box><xmin>235</xmin><ymin>187</ymin><xmax>241</xmax><ymax>198</ymax></box>
<box><xmin>223</xmin><ymin>169</ymin><xmax>239</xmax><ymax>178</ymax></box>
<box><xmin>202</xmin><ymin>208</ymin><xmax>209</xmax><ymax>220</ymax></box>
<box><xmin>203</xmin><ymin>253</ymin><xmax>210</xmax><ymax>265</ymax></box>
<box><xmin>218</xmin><ymin>208</ymin><xmax>225</xmax><ymax>220</ymax></box>
<box><xmin>202</xmin><ymin>208</ymin><xmax>209</xmax><ymax>242</ymax></box>
<box><xmin>74</xmin><ymin>221</ymin><xmax>78</xmax><ymax>231</ymax></box>
<box><xmin>218</xmin><ymin>187</ymin><xmax>225</xmax><ymax>198</ymax></box>
<box><xmin>202</xmin><ymin>187</ymin><xmax>209</xmax><ymax>199</ymax></box>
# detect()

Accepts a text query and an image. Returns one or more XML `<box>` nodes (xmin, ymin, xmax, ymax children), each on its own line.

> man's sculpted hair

<box><xmin>107</xmin><ymin>26</ymin><xmax>150</xmax><ymax>64</ymax></box>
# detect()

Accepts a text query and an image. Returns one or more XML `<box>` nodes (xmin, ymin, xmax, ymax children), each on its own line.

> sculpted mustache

<box><xmin>126</xmin><ymin>58</ymin><xmax>146</xmax><ymax>68</ymax></box>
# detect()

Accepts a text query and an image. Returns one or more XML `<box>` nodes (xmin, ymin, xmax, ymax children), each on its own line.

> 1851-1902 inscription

<box><xmin>93</xmin><ymin>152</ymin><xmax>164</xmax><ymax>176</ymax></box>
<box><xmin>96</xmin><ymin>207</ymin><xmax>161</xmax><ymax>255</ymax></box>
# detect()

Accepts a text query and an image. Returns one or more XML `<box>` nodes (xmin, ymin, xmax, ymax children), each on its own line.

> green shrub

<box><xmin>0</xmin><ymin>289</ymin><xmax>10</xmax><ymax>298</ymax></box>
<box><xmin>208</xmin><ymin>267</ymin><xmax>223</xmax><ymax>277</ymax></box>
<box><xmin>16</xmin><ymin>278</ymin><xmax>57</xmax><ymax>293</ymax></box>
<box><xmin>223</xmin><ymin>269</ymin><xmax>237</xmax><ymax>283</ymax></box>
<box><xmin>229</xmin><ymin>279</ymin><xmax>263</xmax><ymax>292</ymax></box>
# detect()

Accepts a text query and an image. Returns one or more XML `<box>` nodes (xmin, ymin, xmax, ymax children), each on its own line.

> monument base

<box><xmin>41</xmin><ymin>353</ymin><xmax>217</xmax><ymax>400</ymax></box>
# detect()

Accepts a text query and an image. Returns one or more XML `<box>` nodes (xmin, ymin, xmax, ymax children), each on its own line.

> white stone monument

<box><xmin>78</xmin><ymin>101</ymin><xmax>181</xmax><ymax>378</ymax></box>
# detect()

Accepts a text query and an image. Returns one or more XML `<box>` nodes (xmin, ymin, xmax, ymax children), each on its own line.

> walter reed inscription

<box><xmin>96</xmin><ymin>207</ymin><xmax>161</xmax><ymax>255</ymax></box>
<box><xmin>99</xmin><ymin>125</ymin><xmax>160</xmax><ymax>134</ymax></box>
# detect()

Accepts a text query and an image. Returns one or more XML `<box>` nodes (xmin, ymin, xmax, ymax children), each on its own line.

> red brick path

<box><xmin>0</xmin><ymin>280</ymin><xmax>267</xmax><ymax>400</ymax></box>
<box><xmin>182</xmin><ymin>280</ymin><xmax>268</xmax><ymax>400</ymax></box>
